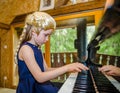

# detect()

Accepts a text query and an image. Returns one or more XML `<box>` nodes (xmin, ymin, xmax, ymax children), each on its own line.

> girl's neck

<box><xmin>27</xmin><ymin>40</ymin><xmax>37</xmax><ymax>46</ymax></box>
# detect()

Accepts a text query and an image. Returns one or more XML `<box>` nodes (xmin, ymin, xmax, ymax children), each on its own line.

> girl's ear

<box><xmin>32</xmin><ymin>31</ymin><xmax>37</xmax><ymax>37</ymax></box>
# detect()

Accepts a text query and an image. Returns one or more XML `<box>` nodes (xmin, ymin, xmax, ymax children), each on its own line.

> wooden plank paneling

<box><xmin>0</xmin><ymin>23</ymin><xmax>10</xmax><ymax>30</ymax></box>
<box><xmin>46</xmin><ymin>0</ymin><xmax>105</xmax><ymax>16</ymax></box>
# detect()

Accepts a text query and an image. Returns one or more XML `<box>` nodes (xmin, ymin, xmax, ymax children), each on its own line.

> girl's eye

<box><xmin>45</xmin><ymin>33</ymin><xmax>47</xmax><ymax>36</ymax></box>
<box><xmin>45</xmin><ymin>33</ymin><xmax>51</xmax><ymax>36</ymax></box>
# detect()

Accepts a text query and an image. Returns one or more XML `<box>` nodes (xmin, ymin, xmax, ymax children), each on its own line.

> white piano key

<box><xmin>58</xmin><ymin>72</ymin><xmax>78</xmax><ymax>93</ymax></box>
<box><xmin>104</xmin><ymin>74</ymin><xmax>120</xmax><ymax>92</ymax></box>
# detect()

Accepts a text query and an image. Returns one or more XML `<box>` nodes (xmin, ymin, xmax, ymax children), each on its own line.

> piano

<box><xmin>58</xmin><ymin>1</ymin><xmax>120</xmax><ymax>93</ymax></box>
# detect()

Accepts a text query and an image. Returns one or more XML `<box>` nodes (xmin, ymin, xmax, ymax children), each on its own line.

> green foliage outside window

<box><xmin>50</xmin><ymin>28</ymin><xmax>77</xmax><ymax>53</ymax></box>
<box><xmin>98</xmin><ymin>32</ymin><xmax>120</xmax><ymax>56</ymax></box>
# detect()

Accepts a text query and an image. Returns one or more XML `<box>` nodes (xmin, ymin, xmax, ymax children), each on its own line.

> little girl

<box><xmin>16</xmin><ymin>11</ymin><xmax>88</xmax><ymax>93</ymax></box>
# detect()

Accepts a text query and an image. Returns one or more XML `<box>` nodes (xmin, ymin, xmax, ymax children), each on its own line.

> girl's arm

<box><xmin>42</xmin><ymin>54</ymin><xmax>57</xmax><ymax>71</ymax></box>
<box><xmin>19</xmin><ymin>45</ymin><xmax>88</xmax><ymax>83</ymax></box>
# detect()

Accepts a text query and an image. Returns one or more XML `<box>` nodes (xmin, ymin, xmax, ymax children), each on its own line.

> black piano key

<box><xmin>73</xmin><ymin>70</ymin><xmax>96</xmax><ymax>93</ymax></box>
<box><xmin>73</xmin><ymin>89</ymin><xmax>96</xmax><ymax>93</ymax></box>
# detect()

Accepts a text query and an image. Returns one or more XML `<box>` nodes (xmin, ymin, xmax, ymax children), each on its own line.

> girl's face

<box><xmin>34</xmin><ymin>29</ymin><xmax>53</xmax><ymax>46</ymax></box>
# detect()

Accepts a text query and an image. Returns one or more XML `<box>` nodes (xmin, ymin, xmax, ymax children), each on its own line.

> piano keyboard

<box><xmin>58</xmin><ymin>69</ymin><xmax>120</xmax><ymax>93</ymax></box>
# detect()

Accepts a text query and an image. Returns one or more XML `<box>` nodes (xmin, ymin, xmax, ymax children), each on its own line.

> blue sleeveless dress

<box><xmin>16</xmin><ymin>42</ymin><xmax>58</xmax><ymax>93</ymax></box>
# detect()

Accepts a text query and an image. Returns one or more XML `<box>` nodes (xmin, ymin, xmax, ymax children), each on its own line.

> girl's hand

<box><xmin>99</xmin><ymin>65</ymin><xmax>120</xmax><ymax>76</ymax></box>
<box><xmin>66</xmin><ymin>62</ymin><xmax>89</xmax><ymax>73</ymax></box>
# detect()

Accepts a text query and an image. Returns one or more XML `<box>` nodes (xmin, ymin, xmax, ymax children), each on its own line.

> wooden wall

<box><xmin>0</xmin><ymin>28</ymin><xmax>13</xmax><ymax>88</ymax></box>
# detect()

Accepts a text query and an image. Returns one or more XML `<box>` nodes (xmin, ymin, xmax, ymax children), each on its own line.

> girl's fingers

<box><xmin>75</xmin><ymin>68</ymin><xmax>82</xmax><ymax>72</ymax></box>
<box><xmin>79</xmin><ymin>63</ymin><xmax>89</xmax><ymax>70</ymax></box>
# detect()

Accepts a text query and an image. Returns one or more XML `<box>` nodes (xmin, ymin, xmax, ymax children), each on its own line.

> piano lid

<box><xmin>90</xmin><ymin>1</ymin><xmax>120</xmax><ymax>46</ymax></box>
<box><xmin>86</xmin><ymin>2</ymin><xmax>120</xmax><ymax>64</ymax></box>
